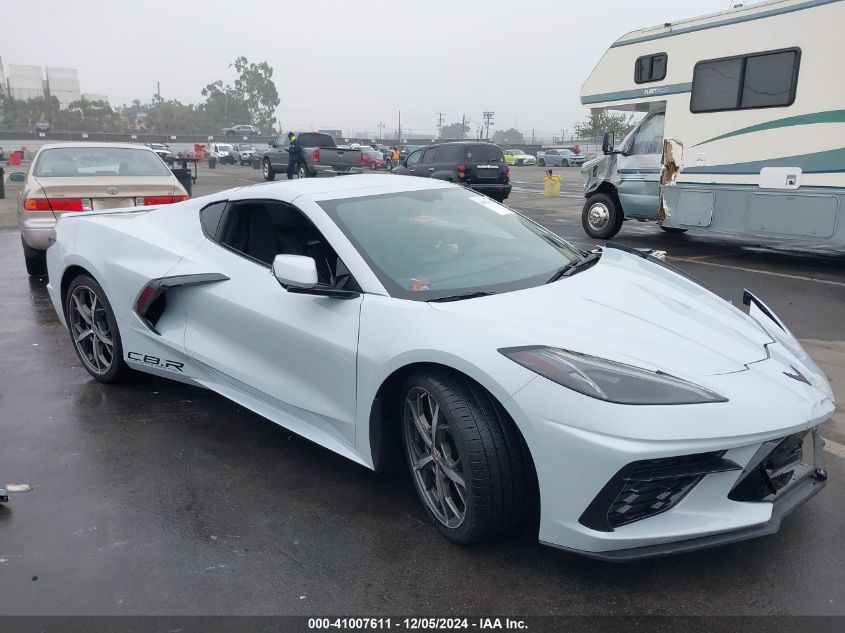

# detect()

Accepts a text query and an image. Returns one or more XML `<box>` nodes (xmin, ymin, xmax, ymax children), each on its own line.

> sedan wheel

<box><xmin>401</xmin><ymin>370</ymin><xmax>534</xmax><ymax>544</ymax></box>
<box><xmin>66</xmin><ymin>275</ymin><xmax>128</xmax><ymax>383</ymax></box>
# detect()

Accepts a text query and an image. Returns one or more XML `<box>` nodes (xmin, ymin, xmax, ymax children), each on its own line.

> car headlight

<box><xmin>500</xmin><ymin>346</ymin><xmax>727</xmax><ymax>405</ymax></box>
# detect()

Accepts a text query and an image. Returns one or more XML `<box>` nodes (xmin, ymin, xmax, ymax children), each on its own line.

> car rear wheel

<box><xmin>660</xmin><ymin>225</ymin><xmax>689</xmax><ymax>234</ymax></box>
<box><xmin>401</xmin><ymin>369</ymin><xmax>533</xmax><ymax>544</ymax></box>
<box><xmin>561</xmin><ymin>159</ymin><xmax>570</xmax><ymax>167</ymax></box>
<box><xmin>297</xmin><ymin>163</ymin><xmax>309</xmax><ymax>179</ymax></box>
<box><xmin>582</xmin><ymin>193</ymin><xmax>623</xmax><ymax>239</ymax></box>
<box><xmin>65</xmin><ymin>274</ymin><xmax>128</xmax><ymax>383</ymax></box>
<box><xmin>22</xmin><ymin>237</ymin><xmax>47</xmax><ymax>277</ymax></box>
<box><xmin>370</xmin><ymin>161</ymin><xmax>377</xmax><ymax>170</ymax></box>
<box><xmin>262</xmin><ymin>158</ymin><xmax>276</xmax><ymax>181</ymax></box>
<box><xmin>538</xmin><ymin>159</ymin><xmax>545</xmax><ymax>167</ymax></box>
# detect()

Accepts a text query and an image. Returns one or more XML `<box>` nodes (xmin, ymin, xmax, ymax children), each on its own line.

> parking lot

<box><xmin>1</xmin><ymin>163</ymin><xmax>844</xmax><ymax>616</ymax></box>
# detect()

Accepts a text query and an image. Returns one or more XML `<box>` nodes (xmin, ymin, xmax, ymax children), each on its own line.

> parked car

<box><xmin>211</xmin><ymin>143</ymin><xmax>236</xmax><ymax>164</ymax></box>
<box><xmin>261</xmin><ymin>132</ymin><xmax>362</xmax><ymax>180</ymax></box>
<box><xmin>399</xmin><ymin>144</ymin><xmax>422</xmax><ymax>161</ymax></box>
<box><xmin>147</xmin><ymin>143</ymin><xmax>173</xmax><ymax>162</ymax></box>
<box><xmin>223</xmin><ymin>124</ymin><xmax>261</xmax><ymax>136</ymax></box>
<box><xmin>13</xmin><ymin>142</ymin><xmax>189</xmax><ymax>276</ymax></box>
<box><xmin>504</xmin><ymin>149</ymin><xmax>537</xmax><ymax>166</ymax></box>
<box><xmin>537</xmin><ymin>148</ymin><xmax>586</xmax><ymax>167</ymax></box>
<box><xmin>360</xmin><ymin>146</ymin><xmax>385</xmax><ymax>170</ymax></box>
<box><xmin>231</xmin><ymin>143</ymin><xmax>257</xmax><ymax>165</ymax></box>
<box><xmin>45</xmin><ymin>175</ymin><xmax>834</xmax><ymax>560</ymax></box>
<box><xmin>392</xmin><ymin>141</ymin><xmax>511</xmax><ymax>201</ymax></box>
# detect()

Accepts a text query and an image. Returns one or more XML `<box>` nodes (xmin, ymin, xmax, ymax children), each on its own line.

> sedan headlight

<box><xmin>500</xmin><ymin>346</ymin><xmax>727</xmax><ymax>405</ymax></box>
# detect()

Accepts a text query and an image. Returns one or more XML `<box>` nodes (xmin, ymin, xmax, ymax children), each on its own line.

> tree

<box><xmin>491</xmin><ymin>128</ymin><xmax>524</xmax><ymax>145</ymax></box>
<box><xmin>202</xmin><ymin>56</ymin><xmax>280</xmax><ymax>131</ymax></box>
<box><xmin>144</xmin><ymin>98</ymin><xmax>212</xmax><ymax>135</ymax></box>
<box><xmin>439</xmin><ymin>120</ymin><xmax>470</xmax><ymax>139</ymax></box>
<box><xmin>574</xmin><ymin>110</ymin><xmax>635</xmax><ymax>140</ymax></box>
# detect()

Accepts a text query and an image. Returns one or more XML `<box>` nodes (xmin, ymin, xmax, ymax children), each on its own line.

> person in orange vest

<box><xmin>391</xmin><ymin>147</ymin><xmax>400</xmax><ymax>162</ymax></box>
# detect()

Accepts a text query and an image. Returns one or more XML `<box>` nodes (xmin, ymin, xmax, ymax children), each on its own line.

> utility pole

<box><xmin>435</xmin><ymin>112</ymin><xmax>445</xmax><ymax>138</ymax></box>
<box><xmin>531</xmin><ymin>128</ymin><xmax>535</xmax><ymax>145</ymax></box>
<box><xmin>482</xmin><ymin>111</ymin><xmax>494</xmax><ymax>139</ymax></box>
<box><xmin>377</xmin><ymin>122</ymin><xmax>385</xmax><ymax>140</ymax></box>
<box><xmin>461</xmin><ymin>114</ymin><xmax>466</xmax><ymax>139</ymax></box>
<box><xmin>156</xmin><ymin>81</ymin><xmax>161</xmax><ymax>104</ymax></box>
<box><xmin>398</xmin><ymin>110</ymin><xmax>402</xmax><ymax>144</ymax></box>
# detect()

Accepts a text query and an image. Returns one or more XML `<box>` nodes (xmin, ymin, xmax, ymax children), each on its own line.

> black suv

<box><xmin>392</xmin><ymin>142</ymin><xmax>512</xmax><ymax>202</ymax></box>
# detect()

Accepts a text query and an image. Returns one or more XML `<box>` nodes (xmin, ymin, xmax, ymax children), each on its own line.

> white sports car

<box><xmin>45</xmin><ymin>175</ymin><xmax>834</xmax><ymax>560</ymax></box>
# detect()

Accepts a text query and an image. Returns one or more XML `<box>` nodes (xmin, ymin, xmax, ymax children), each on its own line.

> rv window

<box><xmin>691</xmin><ymin>48</ymin><xmax>800</xmax><ymax>113</ymax></box>
<box><xmin>635</xmin><ymin>53</ymin><xmax>667</xmax><ymax>84</ymax></box>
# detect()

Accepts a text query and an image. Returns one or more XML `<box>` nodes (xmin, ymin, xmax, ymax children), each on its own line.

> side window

<box><xmin>200</xmin><ymin>201</ymin><xmax>227</xmax><ymax>239</ymax></box>
<box><xmin>629</xmin><ymin>112</ymin><xmax>666</xmax><ymax>155</ymax></box>
<box><xmin>406</xmin><ymin>150</ymin><xmax>422</xmax><ymax>168</ymax></box>
<box><xmin>422</xmin><ymin>147</ymin><xmax>438</xmax><ymax>164</ymax></box>
<box><xmin>439</xmin><ymin>145</ymin><xmax>459</xmax><ymax>163</ymax></box>
<box><xmin>215</xmin><ymin>200</ymin><xmax>359</xmax><ymax>290</ymax></box>
<box><xmin>691</xmin><ymin>48</ymin><xmax>799</xmax><ymax>112</ymax></box>
<box><xmin>635</xmin><ymin>53</ymin><xmax>667</xmax><ymax>83</ymax></box>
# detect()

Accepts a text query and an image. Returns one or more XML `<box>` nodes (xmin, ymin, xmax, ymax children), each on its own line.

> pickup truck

<box><xmin>260</xmin><ymin>132</ymin><xmax>361</xmax><ymax>180</ymax></box>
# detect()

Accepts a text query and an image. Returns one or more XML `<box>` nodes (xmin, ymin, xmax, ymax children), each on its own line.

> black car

<box><xmin>392</xmin><ymin>142</ymin><xmax>512</xmax><ymax>202</ymax></box>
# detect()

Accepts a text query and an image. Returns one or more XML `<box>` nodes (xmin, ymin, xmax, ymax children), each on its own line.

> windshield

<box><xmin>217</xmin><ymin>144</ymin><xmax>233</xmax><ymax>151</ymax></box>
<box><xmin>319</xmin><ymin>188</ymin><xmax>580</xmax><ymax>300</ymax></box>
<box><xmin>34</xmin><ymin>147</ymin><xmax>171</xmax><ymax>177</ymax></box>
<box><xmin>149</xmin><ymin>144</ymin><xmax>167</xmax><ymax>150</ymax></box>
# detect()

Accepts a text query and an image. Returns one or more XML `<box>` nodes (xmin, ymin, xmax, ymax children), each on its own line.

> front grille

<box><xmin>580</xmin><ymin>452</ymin><xmax>741</xmax><ymax>532</ymax></box>
<box><xmin>729</xmin><ymin>431</ymin><xmax>817</xmax><ymax>502</ymax></box>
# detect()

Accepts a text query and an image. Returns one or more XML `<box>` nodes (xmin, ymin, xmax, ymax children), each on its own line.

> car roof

<box><xmin>232</xmin><ymin>174</ymin><xmax>453</xmax><ymax>203</ymax></box>
<box><xmin>36</xmin><ymin>142</ymin><xmax>159</xmax><ymax>152</ymax></box>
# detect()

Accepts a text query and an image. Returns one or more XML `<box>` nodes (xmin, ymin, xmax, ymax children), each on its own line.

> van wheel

<box><xmin>582</xmin><ymin>193</ymin><xmax>623</xmax><ymax>239</ymax></box>
<box><xmin>262</xmin><ymin>158</ymin><xmax>276</xmax><ymax>181</ymax></box>
<box><xmin>22</xmin><ymin>237</ymin><xmax>47</xmax><ymax>277</ymax></box>
<box><xmin>660</xmin><ymin>226</ymin><xmax>688</xmax><ymax>234</ymax></box>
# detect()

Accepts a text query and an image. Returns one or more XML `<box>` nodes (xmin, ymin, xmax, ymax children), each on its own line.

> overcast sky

<box><xmin>3</xmin><ymin>0</ymin><xmax>742</xmax><ymax>137</ymax></box>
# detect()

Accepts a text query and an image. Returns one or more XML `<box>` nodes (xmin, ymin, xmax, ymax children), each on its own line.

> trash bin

<box><xmin>10</xmin><ymin>151</ymin><xmax>22</xmax><ymax>166</ymax></box>
<box><xmin>0</xmin><ymin>167</ymin><xmax>5</xmax><ymax>200</ymax></box>
<box><xmin>543</xmin><ymin>171</ymin><xmax>562</xmax><ymax>198</ymax></box>
<box><xmin>208</xmin><ymin>156</ymin><xmax>216</xmax><ymax>169</ymax></box>
<box><xmin>172</xmin><ymin>167</ymin><xmax>192</xmax><ymax>197</ymax></box>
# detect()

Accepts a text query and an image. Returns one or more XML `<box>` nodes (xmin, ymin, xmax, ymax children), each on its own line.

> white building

<box><xmin>81</xmin><ymin>93</ymin><xmax>109</xmax><ymax>104</ymax></box>
<box><xmin>7</xmin><ymin>64</ymin><xmax>44</xmax><ymax>101</ymax></box>
<box><xmin>46</xmin><ymin>67</ymin><xmax>81</xmax><ymax>108</ymax></box>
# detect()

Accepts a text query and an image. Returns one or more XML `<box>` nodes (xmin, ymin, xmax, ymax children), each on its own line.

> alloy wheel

<box><xmin>403</xmin><ymin>387</ymin><xmax>467</xmax><ymax>529</ymax></box>
<box><xmin>69</xmin><ymin>285</ymin><xmax>114</xmax><ymax>376</ymax></box>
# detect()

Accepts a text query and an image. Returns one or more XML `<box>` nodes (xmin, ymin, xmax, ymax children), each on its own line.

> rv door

<box><xmin>615</xmin><ymin>111</ymin><xmax>665</xmax><ymax>219</ymax></box>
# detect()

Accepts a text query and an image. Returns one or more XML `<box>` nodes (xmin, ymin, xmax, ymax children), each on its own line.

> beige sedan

<box><xmin>12</xmin><ymin>142</ymin><xmax>189</xmax><ymax>276</ymax></box>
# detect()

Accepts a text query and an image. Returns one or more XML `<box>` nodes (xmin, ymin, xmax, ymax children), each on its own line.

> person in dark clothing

<box><xmin>286</xmin><ymin>132</ymin><xmax>301</xmax><ymax>179</ymax></box>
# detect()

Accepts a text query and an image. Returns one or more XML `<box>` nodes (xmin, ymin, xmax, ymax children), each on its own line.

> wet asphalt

<box><xmin>1</xmin><ymin>165</ymin><xmax>844</xmax><ymax>616</ymax></box>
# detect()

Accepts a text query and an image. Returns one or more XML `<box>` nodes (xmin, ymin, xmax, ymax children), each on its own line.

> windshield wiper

<box><xmin>428</xmin><ymin>291</ymin><xmax>497</xmax><ymax>303</ymax></box>
<box><xmin>545</xmin><ymin>251</ymin><xmax>602</xmax><ymax>284</ymax></box>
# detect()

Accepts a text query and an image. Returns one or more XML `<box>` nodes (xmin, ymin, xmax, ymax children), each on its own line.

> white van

<box><xmin>579</xmin><ymin>0</ymin><xmax>845</xmax><ymax>243</ymax></box>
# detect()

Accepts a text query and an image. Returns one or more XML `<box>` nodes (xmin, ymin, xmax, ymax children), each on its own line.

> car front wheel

<box><xmin>401</xmin><ymin>369</ymin><xmax>533</xmax><ymax>544</ymax></box>
<box><xmin>262</xmin><ymin>158</ymin><xmax>276</xmax><ymax>181</ymax></box>
<box><xmin>65</xmin><ymin>274</ymin><xmax>129</xmax><ymax>383</ymax></box>
<box><xmin>538</xmin><ymin>159</ymin><xmax>545</xmax><ymax>166</ymax></box>
<box><xmin>582</xmin><ymin>193</ymin><xmax>623</xmax><ymax>239</ymax></box>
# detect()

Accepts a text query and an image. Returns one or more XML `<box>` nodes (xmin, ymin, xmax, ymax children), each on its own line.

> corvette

<box><xmin>46</xmin><ymin>175</ymin><xmax>834</xmax><ymax>560</ymax></box>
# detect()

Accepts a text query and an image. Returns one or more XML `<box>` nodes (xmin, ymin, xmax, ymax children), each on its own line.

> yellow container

<box><xmin>543</xmin><ymin>172</ymin><xmax>562</xmax><ymax>198</ymax></box>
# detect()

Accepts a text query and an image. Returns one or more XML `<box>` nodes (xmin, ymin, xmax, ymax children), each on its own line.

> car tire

<box><xmin>262</xmin><ymin>158</ymin><xmax>276</xmax><ymax>181</ymax></box>
<box><xmin>562</xmin><ymin>159</ymin><xmax>570</xmax><ymax>167</ymax></box>
<box><xmin>370</xmin><ymin>162</ymin><xmax>377</xmax><ymax>170</ymax></box>
<box><xmin>65</xmin><ymin>274</ymin><xmax>129</xmax><ymax>384</ymax></box>
<box><xmin>297</xmin><ymin>163</ymin><xmax>309</xmax><ymax>179</ymax></box>
<box><xmin>538</xmin><ymin>159</ymin><xmax>545</xmax><ymax>167</ymax></box>
<box><xmin>22</xmin><ymin>237</ymin><xmax>48</xmax><ymax>277</ymax></box>
<box><xmin>660</xmin><ymin>225</ymin><xmax>689</xmax><ymax>234</ymax></box>
<box><xmin>582</xmin><ymin>193</ymin><xmax>623</xmax><ymax>239</ymax></box>
<box><xmin>400</xmin><ymin>369</ymin><xmax>533</xmax><ymax>544</ymax></box>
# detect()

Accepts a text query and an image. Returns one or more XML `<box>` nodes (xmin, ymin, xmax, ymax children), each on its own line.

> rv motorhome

<box><xmin>579</xmin><ymin>0</ymin><xmax>844</xmax><ymax>243</ymax></box>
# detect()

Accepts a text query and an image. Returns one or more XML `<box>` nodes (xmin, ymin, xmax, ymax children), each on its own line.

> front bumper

<box><xmin>505</xmin><ymin>352</ymin><xmax>835</xmax><ymax>560</ymax></box>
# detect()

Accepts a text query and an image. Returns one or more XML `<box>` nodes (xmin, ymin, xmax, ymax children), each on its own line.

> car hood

<box><xmin>429</xmin><ymin>248</ymin><xmax>773</xmax><ymax>378</ymax></box>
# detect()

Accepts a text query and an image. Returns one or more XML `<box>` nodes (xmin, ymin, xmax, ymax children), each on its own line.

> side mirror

<box><xmin>272</xmin><ymin>254</ymin><xmax>317</xmax><ymax>289</ymax></box>
<box><xmin>9</xmin><ymin>172</ymin><xmax>27</xmax><ymax>182</ymax></box>
<box><xmin>601</xmin><ymin>132</ymin><xmax>615</xmax><ymax>155</ymax></box>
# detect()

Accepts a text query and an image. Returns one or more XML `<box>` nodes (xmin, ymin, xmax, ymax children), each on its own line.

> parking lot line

<box><xmin>824</xmin><ymin>438</ymin><xmax>845</xmax><ymax>459</ymax></box>
<box><xmin>670</xmin><ymin>258</ymin><xmax>845</xmax><ymax>288</ymax></box>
